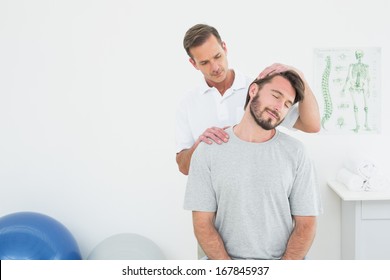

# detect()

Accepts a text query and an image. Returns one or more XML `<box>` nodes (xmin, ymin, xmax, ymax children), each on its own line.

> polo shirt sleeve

<box><xmin>289</xmin><ymin>146</ymin><xmax>323</xmax><ymax>216</ymax></box>
<box><xmin>183</xmin><ymin>144</ymin><xmax>217</xmax><ymax>212</ymax></box>
<box><xmin>175</xmin><ymin>97</ymin><xmax>195</xmax><ymax>153</ymax></box>
<box><xmin>280</xmin><ymin>103</ymin><xmax>299</xmax><ymax>130</ymax></box>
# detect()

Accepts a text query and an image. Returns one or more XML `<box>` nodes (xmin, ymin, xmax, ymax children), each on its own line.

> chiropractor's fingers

<box><xmin>257</xmin><ymin>63</ymin><xmax>291</xmax><ymax>79</ymax></box>
<box><xmin>198</xmin><ymin>127</ymin><xmax>229</xmax><ymax>145</ymax></box>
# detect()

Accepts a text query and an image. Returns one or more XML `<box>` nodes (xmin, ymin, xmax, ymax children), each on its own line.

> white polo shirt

<box><xmin>175</xmin><ymin>71</ymin><xmax>298</xmax><ymax>153</ymax></box>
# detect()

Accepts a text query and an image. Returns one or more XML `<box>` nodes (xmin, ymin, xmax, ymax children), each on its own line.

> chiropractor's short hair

<box><xmin>183</xmin><ymin>24</ymin><xmax>222</xmax><ymax>58</ymax></box>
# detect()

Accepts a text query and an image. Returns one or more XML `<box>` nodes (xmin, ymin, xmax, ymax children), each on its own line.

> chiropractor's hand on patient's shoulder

<box><xmin>197</xmin><ymin>126</ymin><xmax>230</xmax><ymax>145</ymax></box>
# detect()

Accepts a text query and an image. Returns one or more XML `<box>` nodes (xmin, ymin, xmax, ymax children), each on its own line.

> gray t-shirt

<box><xmin>183</xmin><ymin>127</ymin><xmax>322</xmax><ymax>260</ymax></box>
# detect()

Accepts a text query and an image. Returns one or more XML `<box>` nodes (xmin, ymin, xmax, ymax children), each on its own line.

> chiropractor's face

<box><xmin>188</xmin><ymin>35</ymin><xmax>229</xmax><ymax>84</ymax></box>
<box><xmin>249</xmin><ymin>76</ymin><xmax>296</xmax><ymax>130</ymax></box>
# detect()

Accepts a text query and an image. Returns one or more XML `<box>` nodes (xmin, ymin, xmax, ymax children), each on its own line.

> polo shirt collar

<box><xmin>199</xmin><ymin>70</ymin><xmax>247</xmax><ymax>95</ymax></box>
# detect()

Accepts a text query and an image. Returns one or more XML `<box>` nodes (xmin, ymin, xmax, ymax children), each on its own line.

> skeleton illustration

<box><xmin>342</xmin><ymin>50</ymin><xmax>371</xmax><ymax>132</ymax></box>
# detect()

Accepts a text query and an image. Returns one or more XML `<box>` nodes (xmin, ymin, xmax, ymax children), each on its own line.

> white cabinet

<box><xmin>328</xmin><ymin>180</ymin><xmax>390</xmax><ymax>259</ymax></box>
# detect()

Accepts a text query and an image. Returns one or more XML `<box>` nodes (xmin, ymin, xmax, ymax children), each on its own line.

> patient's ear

<box><xmin>249</xmin><ymin>83</ymin><xmax>259</xmax><ymax>99</ymax></box>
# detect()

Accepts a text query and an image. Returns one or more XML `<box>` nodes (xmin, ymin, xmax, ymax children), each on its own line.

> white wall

<box><xmin>0</xmin><ymin>0</ymin><xmax>389</xmax><ymax>259</ymax></box>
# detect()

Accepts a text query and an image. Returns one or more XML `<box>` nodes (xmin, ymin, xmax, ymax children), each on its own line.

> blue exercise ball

<box><xmin>0</xmin><ymin>212</ymin><xmax>82</xmax><ymax>260</ymax></box>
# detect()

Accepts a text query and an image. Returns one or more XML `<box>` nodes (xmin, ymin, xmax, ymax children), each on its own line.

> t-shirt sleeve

<box><xmin>183</xmin><ymin>144</ymin><xmax>217</xmax><ymax>212</ymax></box>
<box><xmin>289</xmin><ymin>147</ymin><xmax>323</xmax><ymax>216</ymax></box>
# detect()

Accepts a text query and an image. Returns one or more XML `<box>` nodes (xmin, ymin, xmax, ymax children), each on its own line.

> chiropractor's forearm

<box><xmin>296</xmin><ymin>81</ymin><xmax>321</xmax><ymax>132</ymax></box>
<box><xmin>176</xmin><ymin>147</ymin><xmax>195</xmax><ymax>175</ymax></box>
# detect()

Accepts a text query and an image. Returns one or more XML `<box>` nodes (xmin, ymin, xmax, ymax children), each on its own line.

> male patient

<box><xmin>184</xmin><ymin>70</ymin><xmax>322</xmax><ymax>260</ymax></box>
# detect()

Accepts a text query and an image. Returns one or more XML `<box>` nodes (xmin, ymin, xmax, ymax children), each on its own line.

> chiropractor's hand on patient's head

<box><xmin>258</xmin><ymin>63</ymin><xmax>303</xmax><ymax>79</ymax></box>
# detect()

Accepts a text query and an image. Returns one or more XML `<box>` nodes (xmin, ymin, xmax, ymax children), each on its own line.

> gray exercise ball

<box><xmin>87</xmin><ymin>233</ymin><xmax>165</xmax><ymax>260</ymax></box>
